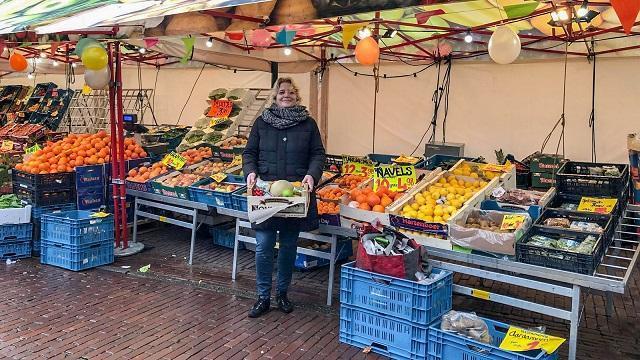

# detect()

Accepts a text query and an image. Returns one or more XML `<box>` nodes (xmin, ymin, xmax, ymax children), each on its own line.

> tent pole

<box><xmin>270</xmin><ymin>62</ymin><xmax>278</xmax><ymax>86</ymax></box>
<box><xmin>115</xmin><ymin>42</ymin><xmax>129</xmax><ymax>249</ymax></box>
<box><xmin>107</xmin><ymin>42</ymin><xmax>121</xmax><ymax>248</ymax></box>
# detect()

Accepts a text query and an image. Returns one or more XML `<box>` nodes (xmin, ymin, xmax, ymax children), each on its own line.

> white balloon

<box><xmin>488</xmin><ymin>26</ymin><xmax>521</xmax><ymax>65</ymax></box>
<box><xmin>84</xmin><ymin>68</ymin><xmax>111</xmax><ymax>89</ymax></box>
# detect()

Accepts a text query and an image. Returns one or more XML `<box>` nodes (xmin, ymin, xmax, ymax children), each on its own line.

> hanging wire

<box><xmin>152</xmin><ymin>65</ymin><xmax>159</xmax><ymax>112</ymax></box>
<box><xmin>540</xmin><ymin>41</ymin><xmax>569</xmax><ymax>162</ymax></box>
<box><xmin>372</xmin><ymin>60</ymin><xmax>381</xmax><ymax>152</ymax></box>
<box><xmin>175</xmin><ymin>62</ymin><xmax>207</xmax><ymax>126</ymax></box>
<box><xmin>134</xmin><ymin>61</ymin><xmax>144</xmax><ymax>113</ymax></box>
<box><xmin>335</xmin><ymin>60</ymin><xmax>436</xmax><ymax>78</ymax></box>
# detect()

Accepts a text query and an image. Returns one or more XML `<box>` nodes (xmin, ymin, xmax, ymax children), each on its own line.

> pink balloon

<box><xmin>251</xmin><ymin>29</ymin><xmax>274</xmax><ymax>47</ymax></box>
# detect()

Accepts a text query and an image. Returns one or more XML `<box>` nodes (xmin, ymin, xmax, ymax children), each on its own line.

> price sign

<box><xmin>25</xmin><ymin>144</ymin><xmax>42</xmax><ymax>154</ymax></box>
<box><xmin>230</xmin><ymin>155</ymin><xmax>242</xmax><ymax>167</ymax></box>
<box><xmin>499</xmin><ymin>327</ymin><xmax>565</xmax><ymax>354</ymax></box>
<box><xmin>207</xmin><ymin>99</ymin><xmax>234</xmax><ymax>119</ymax></box>
<box><xmin>210</xmin><ymin>172</ymin><xmax>227</xmax><ymax>183</ymax></box>
<box><xmin>161</xmin><ymin>151</ymin><xmax>187</xmax><ymax>170</ymax></box>
<box><xmin>500</xmin><ymin>214</ymin><xmax>526</xmax><ymax>230</ymax></box>
<box><xmin>373</xmin><ymin>164</ymin><xmax>416</xmax><ymax>192</ymax></box>
<box><xmin>209</xmin><ymin>117</ymin><xmax>229</xmax><ymax>127</ymax></box>
<box><xmin>577</xmin><ymin>197</ymin><xmax>617</xmax><ymax>214</ymax></box>
<box><xmin>341</xmin><ymin>155</ymin><xmax>374</xmax><ymax>178</ymax></box>
<box><xmin>90</xmin><ymin>211</ymin><xmax>110</xmax><ymax>218</ymax></box>
<box><xmin>1</xmin><ymin>140</ymin><xmax>14</xmax><ymax>151</ymax></box>
<box><xmin>482</xmin><ymin>161</ymin><xmax>512</xmax><ymax>173</ymax></box>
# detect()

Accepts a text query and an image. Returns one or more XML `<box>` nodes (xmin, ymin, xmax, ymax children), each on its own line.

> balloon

<box><xmin>9</xmin><ymin>53</ymin><xmax>28</xmax><ymax>72</ymax></box>
<box><xmin>84</xmin><ymin>67</ymin><xmax>110</xmax><ymax>90</ymax></box>
<box><xmin>488</xmin><ymin>26</ymin><xmax>521</xmax><ymax>65</ymax></box>
<box><xmin>81</xmin><ymin>46</ymin><xmax>108</xmax><ymax>70</ymax></box>
<box><xmin>251</xmin><ymin>29</ymin><xmax>273</xmax><ymax>47</ymax></box>
<box><xmin>74</xmin><ymin>38</ymin><xmax>102</xmax><ymax>55</ymax></box>
<box><xmin>355</xmin><ymin>37</ymin><xmax>380</xmax><ymax>66</ymax></box>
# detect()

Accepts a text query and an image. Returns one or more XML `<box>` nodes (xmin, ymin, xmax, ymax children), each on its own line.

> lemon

<box><xmin>424</xmin><ymin>206</ymin><xmax>434</xmax><ymax>216</ymax></box>
<box><xmin>419</xmin><ymin>205</ymin><xmax>429</xmax><ymax>212</ymax></box>
<box><xmin>431</xmin><ymin>192</ymin><xmax>441</xmax><ymax>201</ymax></box>
<box><xmin>434</xmin><ymin>207</ymin><xmax>444</xmax><ymax>217</ymax></box>
<box><xmin>442</xmin><ymin>213</ymin><xmax>450</xmax><ymax>221</ymax></box>
<box><xmin>407</xmin><ymin>210</ymin><xmax>418</xmax><ymax>218</ymax></box>
<box><xmin>434</xmin><ymin>215</ymin><xmax>443</xmax><ymax>223</ymax></box>
<box><xmin>470</xmin><ymin>172</ymin><xmax>479</xmax><ymax>178</ymax></box>
<box><xmin>446</xmin><ymin>193</ymin><xmax>456</xmax><ymax>201</ymax></box>
<box><xmin>422</xmin><ymin>191</ymin><xmax>431</xmax><ymax>198</ymax></box>
<box><xmin>449</xmin><ymin>179</ymin><xmax>458</xmax><ymax>187</ymax></box>
<box><xmin>452</xmin><ymin>169</ymin><xmax>463</xmax><ymax>176</ymax></box>
<box><xmin>425</xmin><ymin>215</ymin><xmax>434</xmax><ymax>222</ymax></box>
<box><xmin>446</xmin><ymin>205</ymin><xmax>457</xmax><ymax>214</ymax></box>
<box><xmin>439</xmin><ymin>189</ymin><xmax>448</xmax><ymax>197</ymax></box>
<box><xmin>480</xmin><ymin>181</ymin><xmax>488</xmax><ymax>188</ymax></box>
<box><xmin>438</xmin><ymin>178</ymin><xmax>447</xmax><ymax>184</ymax></box>
<box><xmin>411</xmin><ymin>203</ymin><xmax>420</xmax><ymax>210</ymax></box>
<box><xmin>403</xmin><ymin>205</ymin><xmax>412</xmax><ymax>213</ymax></box>
<box><xmin>451</xmin><ymin>199</ymin><xmax>462</xmax><ymax>209</ymax></box>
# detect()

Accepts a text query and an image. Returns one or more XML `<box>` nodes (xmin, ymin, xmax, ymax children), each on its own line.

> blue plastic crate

<box><xmin>41</xmin><ymin>210</ymin><xmax>114</xmax><ymax>246</ymax></box>
<box><xmin>75</xmin><ymin>165</ymin><xmax>105</xmax><ymax>189</ymax></box>
<box><xmin>188</xmin><ymin>178</ymin><xmax>243</xmax><ymax>209</ymax></box>
<box><xmin>32</xmin><ymin>203</ymin><xmax>77</xmax><ymax>219</ymax></box>
<box><xmin>428</xmin><ymin>317</ymin><xmax>558</xmax><ymax>360</ymax></box>
<box><xmin>295</xmin><ymin>239</ymin><xmax>352</xmax><ymax>271</ymax></box>
<box><xmin>209</xmin><ymin>224</ymin><xmax>243</xmax><ymax>249</ymax></box>
<box><xmin>0</xmin><ymin>240</ymin><xmax>31</xmax><ymax>260</ymax></box>
<box><xmin>340</xmin><ymin>261</ymin><xmax>453</xmax><ymax>325</ymax></box>
<box><xmin>231</xmin><ymin>187</ymin><xmax>248</xmax><ymax>211</ymax></box>
<box><xmin>77</xmin><ymin>186</ymin><xmax>105</xmax><ymax>211</ymax></box>
<box><xmin>40</xmin><ymin>240</ymin><xmax>114</xmax><ymax>271</ymax></box>
<box><xmin>0</xmin><ymin>223</ymin><xmax>33</xmax><ymax>243</ymax></box>
<box><xmin>340</xmin><ymin>304</ymin><xmax>430</xmax><ymax>360</ymax></box>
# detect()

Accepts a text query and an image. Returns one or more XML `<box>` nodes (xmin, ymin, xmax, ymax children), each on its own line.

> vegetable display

<box><xmin>0</xmin><ymin>194</ymin><xmax>22</xmax><ymax>209</ymax></box>
<box><xmin>127</xmin><ymin>162</ymin><xmax>170</xmax><ymax>183</ymax></box>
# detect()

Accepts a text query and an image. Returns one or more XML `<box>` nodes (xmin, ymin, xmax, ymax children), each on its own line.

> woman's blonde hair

<box><xmin>273</xmin><ymin>77</ymin><xmax>301</xmax><ymax>103</ymax></box>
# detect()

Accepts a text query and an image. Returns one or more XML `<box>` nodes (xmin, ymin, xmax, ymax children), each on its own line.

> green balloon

<box><xmin>74</xmin><ymin>37</ymin><xmax>103</xmax><ymax>56</ymax></box>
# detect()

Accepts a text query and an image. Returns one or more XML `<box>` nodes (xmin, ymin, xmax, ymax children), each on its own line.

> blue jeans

<box><xmin>255</xmin><ymin>228</ymin><xmax>300</xmax><ymax>299</ymax></box>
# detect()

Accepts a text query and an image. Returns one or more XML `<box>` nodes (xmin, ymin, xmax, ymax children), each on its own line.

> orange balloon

<box><xmin>9</xmin><ymin>53</ymin><xmax>28</xmax><ymax>72</ymax></box>
<box><xmin>355</xmin><ymin>37</ymin><xmax>380</xmax><ymax>66</ymax></box>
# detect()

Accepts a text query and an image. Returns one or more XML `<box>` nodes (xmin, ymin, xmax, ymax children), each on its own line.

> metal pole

<box><xmin>107</xmin><ymin>42</ymin><xmax>121</xmax><ymax>248</ymax></box>
<box><xmin>568</xmin><ymin>285</ymin><xmax>581</xmax><ymax>360</ymax></box>
<box><xmin>115</xmin><ymin>42</ymin><xmax>129</xmax><ymax>249</ymax></box>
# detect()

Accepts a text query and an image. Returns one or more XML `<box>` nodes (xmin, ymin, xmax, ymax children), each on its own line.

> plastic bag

<box><xmin>441</xmin><ymin>310</ymin><xmax>493</xmax><ymax>344</ymax></box>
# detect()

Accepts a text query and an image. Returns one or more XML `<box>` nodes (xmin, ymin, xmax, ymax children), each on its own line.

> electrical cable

<box><xmin>175</xmin><ymin>62</ymin><xmax>206</xmax><ymax>126</ymax></box>
<box><xmin>335</xmin><ymin>60</ymin><xmax>436</xmax><ymax>78</ymax></box>
<box><xmin>152</xmin><ymin>65</ymin><xmax>159</xmax><ymax>112</ymax></box>
<box><xmin>540</xmin><ymin>42</ymin><xmax>569</xmax><ymax>163</ymax></box>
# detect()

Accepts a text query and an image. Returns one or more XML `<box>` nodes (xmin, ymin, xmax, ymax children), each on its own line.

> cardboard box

<box><xmin>0</xmin><ymin>205</ymin><xmax>31</xmax><ymax>225</ymax></box>
<box><xmin>247</xmin><ymin>190</ymin><xmax>309</xmax><ymax>223</ymax></box>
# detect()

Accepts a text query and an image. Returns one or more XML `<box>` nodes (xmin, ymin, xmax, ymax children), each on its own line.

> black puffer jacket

<box><xmin>242</xmin><ymin>115</ymin><xmax>326</xmax><ymax>232</ymax></box>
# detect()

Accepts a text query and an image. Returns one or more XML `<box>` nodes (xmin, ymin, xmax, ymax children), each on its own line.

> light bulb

<box><xmin>358</xmin><ymin>27</ymin><xmax>372</xmax><ymax>39</ymax></box>
<box><xmin>464</xmin><ymin>33</ymin><xmax>473</xmax><ymax>43</ymax></box>
<box><xmin>72</xmin><ymin>62</ymin><xmax>77</xmax><ymax>68</ymax></box>
<box><xmin>52</xmin><ymin>60</ymin><xmax>59</xmax><ymax>67</ymax></box>
<box><xmin>551</xmin><ymin>11</ymin><xmax>559</xmax><ymax>22</ymax></box>
<box><xmin>27</xmin><ymin>73</ymin><xmax>34</xmax><ymax>79</ymax></box>
<box><xmin>206</xmin><ymin>37</ymin><xmax>213</xmax><ymax>48</ymax></box>
<box><xmin>40</xmin><ymin>52</ymin><xmax>47</xmax><ymax>58</ymax></box>
<box><xmin>558</xmin><ymin>9</ymin><xmax>569</xmax><ymax>21</ymax></box>
<box><xmin>577</xmin><ymin>7</ymin><xmax>588</xmax><ymax>17</ymax></box>
<box><xmin>138</xmin><ymin>47</ymin><xmax>146</xmax><ymax>54</ymax></box>
<box><xmin>283</xmin><ymin>47</ymin><xmax>292</xmax><ymax>56</ymax></box>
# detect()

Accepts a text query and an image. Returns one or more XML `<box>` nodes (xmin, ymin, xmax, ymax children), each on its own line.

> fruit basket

<box><xmin>151</xmin><ymin>172</ymin><xmax>203</xmax><ymax>200</ymax></box>
<box><xmin>188</xmin><ymin>177</ymin><xmax>244</xmax><ymax>208</ymax></box>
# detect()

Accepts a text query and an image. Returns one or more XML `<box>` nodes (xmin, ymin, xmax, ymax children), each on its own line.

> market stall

<box><xmin>2</xmin><ymin>1</ymin><xmax>640</xmax><ymax>360</ymax></box>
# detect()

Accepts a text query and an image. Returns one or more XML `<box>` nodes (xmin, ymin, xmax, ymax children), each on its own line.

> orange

<box><xmin>367</xmin><ymin>194</ymin><xmax>381</xmax><ymax>207</ymax></box>
<box><xmin>355</xmin><ymin>194</ymin><xmax>367</xmax><ymax>204</ymax></box>
<box><xmin>358</xmin><ymin>203</ymin><xmax>371</xmax><ymax>211</ymax></box>
<box><xmin>380</xmin><ymin>196</ymin><xmax>393</xmax><ymax>207</ymax></box>
<box><xmin>372</xmin><ymin>205</ymin><xmax>385</xmax><ymax>213</ymax></box>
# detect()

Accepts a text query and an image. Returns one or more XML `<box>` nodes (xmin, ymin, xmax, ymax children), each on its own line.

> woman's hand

<box><xmin>247</xmin><ymin>172</ymin><xmax>257</xmax><ymax>188</ymax></box>
<box><xmin>302</xmin><ymin>175</ymin><xmax>315</xmax><ymax>191</ymax></box>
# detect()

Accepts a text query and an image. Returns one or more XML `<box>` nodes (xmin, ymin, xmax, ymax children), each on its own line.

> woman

<box><xmin>242</xmin><ymin>77</ymin><xmax>326</xmax><ymax>318</ymax></box>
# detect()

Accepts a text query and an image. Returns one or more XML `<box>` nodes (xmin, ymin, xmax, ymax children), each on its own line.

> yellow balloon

<box><xmin>81</xmin><ymin>46</ymin><xmax>108</xmax><ymax>70</ymax></box>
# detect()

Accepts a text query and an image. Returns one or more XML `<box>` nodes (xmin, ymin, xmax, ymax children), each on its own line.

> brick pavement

<box><xmin>1</xmin><ymin>223</ymin><xmax>639</xmax><ymax>359</ymax></box>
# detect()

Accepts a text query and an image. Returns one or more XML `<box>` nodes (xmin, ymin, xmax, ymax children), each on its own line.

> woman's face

<box><xmin>275</xmin><ymin>82</ymin><xmax>298</xmax><ymax>108</ymax></box>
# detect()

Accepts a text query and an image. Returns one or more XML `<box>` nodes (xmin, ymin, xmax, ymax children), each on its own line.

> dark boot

<box><xmin>248</xmin><ymin>297</ymin><xmax>270</xmax><ymax>318</ymax></box>
<box><xmin>276</xmin><ymin>293</ymin><xmax>294</xmax><ymax>314</ymax></box>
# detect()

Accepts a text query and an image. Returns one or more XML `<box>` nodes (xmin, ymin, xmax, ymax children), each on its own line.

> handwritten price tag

<box><xmin>1</xmin><ymin>140</ymin><xmax>14</xmax><ymax>151</ymax></box>
<box><xmin>161</xmin><ymin>151</ymin><xmax>187</xmax><ymax>170</ymax></box>
<box><xmin>500</xmin><ymin>214</ymin><xmax>526</xmax><ymax>230</ymax></box>
<box><xmin>25</xmin><ymin>144</ymin><xmax>42</xmax><ymax>154</ymax></box>
<box><xmin>341</xmin><ymin>155</ymin><xmax>373</xmax><ymax>178</ymax></box>
<box><xmin>373</xmin><ymin>165</ymin><xmax>416</xmax><ymax>192</ymax></box>
<box><xmin>577</xmin><ymin>197</ymin><xmax>617</xmax><ymax>214</ymax></box>
<box><xmin>207</xmin><ymin>99</ymin><xmax>234</xmax><ymax>119</ymax></box>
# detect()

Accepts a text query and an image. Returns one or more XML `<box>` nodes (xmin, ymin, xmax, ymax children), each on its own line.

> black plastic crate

<box><xmin>547</xmin><ymin>191</ymin><xmax>626</xmax><ymax>220</ymax></box>
<box><xmin>12</xmin><ymin>169</ymin><xmax>75</xmax><ymax>192</ymax></box>
<box><xmin>324</xmin><ymin>154</ymin><xmax>343</xmax><ymax>172</ymax></box>
<box><xmin>516</xmin><ymin>226</ymin><xmax>604</xmax><ymax>275</ymax></box>
<box><xmin>556</xmin><ymin>161</ymin><xmax>629</xmax><ymax>197</ymax></box>
<box><xmin>13</xmin><ymin>184</ymin><xmax>75</xmax><ymax>206</ymax></box>
<box><xmin>536</xmin><ymin>209</ymin><xmax>614</xmax><ymax>249</ymax></box>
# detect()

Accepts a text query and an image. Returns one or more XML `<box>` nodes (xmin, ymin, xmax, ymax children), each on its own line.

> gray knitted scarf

<box><xmin>261</xmin><ymin>104</ymin><xmax>309</xmax><ymax>130</ymax></box>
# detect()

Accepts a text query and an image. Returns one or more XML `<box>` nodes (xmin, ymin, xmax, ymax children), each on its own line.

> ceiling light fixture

<box><xmin>283</xmin><ymin>47</ymin><xmax>292</xmax><ymax>56</ymax></box>
<box><xmin>52</xmin><ymin>60</ymin><xmax>59</xmax><ymax>67</ymax></box>
<box><xmin>206</xmin><ymin>37</ymin><xmax>213</xmax><ymax>48</ymax></box>
<box><xmin>464</xmin><ymin>30</ymin><xmax>473</xmax><ymax>43</ymax></box>
<box><xmin>358</xmin><ymin>27</ymin><xmax>372</xmax><ymax>39</ymax></box>
<box><xmin>557</xmin><ymin>9</ymin><xmax>569</xmax><ymax>21</ymax></box>
<box><xmin>138</xmin><ymin>47</ymin><xmax>146</xmax><ymax>54</ymax></box>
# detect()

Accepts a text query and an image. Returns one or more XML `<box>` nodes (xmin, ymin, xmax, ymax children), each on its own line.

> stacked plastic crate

<box><xmin>76</xmin><ymin>165</ymin><xmax>106</xmax><ymax>211</ymax></box>
<box><xmin>40</xmin><ymin>210</ymin><xmax>114</xmax><ymax>271</ymax></box>
<box><xmin>12</xmin><ymin>170</ymin><xmax>76</xmax><ymax>256</ymax></box>
<box><xmin>0</xmin><ymin>205</ymin><xmax>33</xmax><ymax>260</ymax></box>
<box><xmin>339</xmin><ymin>261</ymin><xmax>453</xmax><ymax>359</ymax></box>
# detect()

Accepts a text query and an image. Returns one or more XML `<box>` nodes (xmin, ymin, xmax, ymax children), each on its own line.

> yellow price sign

<box><xmin>471</xmin><ymin>289</ymin><xmax>491</xmax><ymax>301</ymax></box>
<box><xmin>482</xmin><ymin>161</ymin><xmax>512</xmax><ymax>173</ymax></box>
<box><xmin>90</xmin><ymin>211</ymin><xmax>110</xmax><ymax>218</ymax></box>
<box><xmin>161</xmin><ymin>151</ymin><xmax>187</xmax><ymax>170</ymax></box>
<box><xmin>209</xmin><ymin>117</ymin><xmax>229</xmax><ymax>127</ymax></box>
<box><xmin>1</xmin><ymin>140</ymin><xmax>14</xmax><ymax>151</ymax></box>
<box><xmin>230</xmin><ymin>154</ymin><xmax>243</xmax><ymax>167</ymax></box>
<box><xmin>577</xmin><ymin>197</ymin><xmax>617</xmax><ymax>214</ymax></box>
<box><xmin>500</xmin><ymin>214</ymin><xmax>526</xmax><ymax>230</ymax></box>
<box><xmin>25</xmin><ymin>144</ymin><xmax>42</xmax><ymax>154</ymax></box>
<box><xmin>499</xmin><ymin>327</ymin><xmax>566</xmax><ymax>354</ymax></box>
<box><xmin>210</xmin><ymin>172</ymin><xmax>227</xmax><ymax>183</ymax></box>
<box><xmin>342</xmin><ymin>155</ymin><xmax>374</xmax><ymax>178</ymax></box>
<box><xmin>373</xmin><ymin>164</ymin><xmax>416</xmax><ymax>192</ymax></box>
